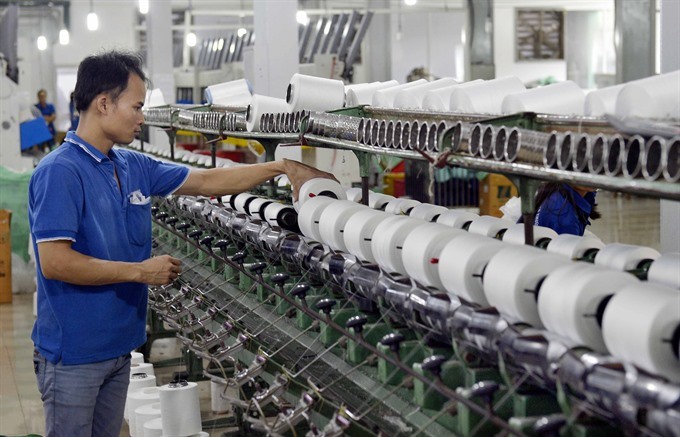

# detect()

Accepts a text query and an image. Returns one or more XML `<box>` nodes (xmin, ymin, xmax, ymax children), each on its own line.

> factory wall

<box><xmin>389</xmin><ymin>10</ymin><xmax>466</xmax><ymax>83</ymax></box>
<box><xmin>52</xmin><ymin>1</ymin><xmax>137</xmax><ymax>67</ymax></box>
<box><xmin>16</xmin><ymin>0</ymin><xmax>138</xmax><ymax>130</ymax></box>
<box><xmin>493</xmin><ymin>0</ymin><xmax>615</xmax><ymax>85</ymax></box>
<box><xmin>493</xmin><ymin>4</ymin><xmax>565</xmax><ymax>82</ymax></box>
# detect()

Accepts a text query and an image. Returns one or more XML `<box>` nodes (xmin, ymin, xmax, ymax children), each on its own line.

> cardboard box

<box><xmin>479</xmin><ymin>174</ymin><xmax>518</xmax><ymax>218</ymax></box>
<box><xmin>0</xmin><ymin>210</ymin><xmax>12</xmax><ymax>303</ymax></box>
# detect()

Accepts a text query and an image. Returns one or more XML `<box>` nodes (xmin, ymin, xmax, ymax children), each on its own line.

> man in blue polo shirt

<box><xmin>28</xmin><ymin>50</ymin><xmax>334</xmax><ymax>437</ymax></box>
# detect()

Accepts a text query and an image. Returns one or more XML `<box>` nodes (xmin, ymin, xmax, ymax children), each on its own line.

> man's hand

<box><xmin>283</xmin><ymin>158</ymin><xmax>339</xmax><ymax>201</ymax></box>
<box><xmin>37</xmin><ymin>241</ymin><xmax>183</xmax><ymax>286</ymax></box>
<box><xmin>137</xmin><ymin>255</ymin><xmax>182</xmax><ymax>285</ymax></box>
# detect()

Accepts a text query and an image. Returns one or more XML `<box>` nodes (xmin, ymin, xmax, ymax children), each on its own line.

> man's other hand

<box><xmin>138</xmin><ymin>255</ymin><xmax>181</xmax><ymax>285</ymax></box>
<box><xmin>283</xmin><ymin>158</ymin><xmax>339</xmax><ymax>201</ymax></box>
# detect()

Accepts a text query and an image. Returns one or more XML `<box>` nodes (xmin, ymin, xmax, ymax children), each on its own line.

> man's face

<box><xmin>38</xmin><ymin>92</ymin><xmax>47</xmax><ymax>105</ymax></box>
<box><xmin>102</xmin><ymin>74</ymin><xmax>145</xmax><ymax>145</ymax></box>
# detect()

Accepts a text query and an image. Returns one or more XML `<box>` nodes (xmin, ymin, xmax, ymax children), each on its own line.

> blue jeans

<box><xmin>34</xmin><ymin>349</ymin><xmax>131</xmax><ymax>437</ymax></box>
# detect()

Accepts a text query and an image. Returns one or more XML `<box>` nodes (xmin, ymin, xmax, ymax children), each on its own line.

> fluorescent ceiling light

<box><xmin>59</xmin><ymin>29</ymin><xmax>70</xmax><ymax>45</ymax></box>
<box><xmin>138</xmin><ymin>0</ymin><xmax>149</xmax><ymax>14</ymax></box>
<box><xmin>37</xmin><ymin>35</ymin><xmax>48</xmax><ymax>51</ymax></box>
<box><xmin>87</xmin><ymin>12</ymin><xmax>99</xmax><ymax>31</ymax></box>
<box><xmin>296</xmin><ymin>11</ymin><xmax>309</xmax><ymax>25</ymax></box>
<box><xmin>186</xmin><ymin>32</ymin><xmax>197</xmax><ymax>47</ymax></box>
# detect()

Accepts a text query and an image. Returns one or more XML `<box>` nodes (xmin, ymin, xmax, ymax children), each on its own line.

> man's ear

<box><xmin>94</xmin><ymin>94</ymin><xmax>108</xmax><ymax>114</ymax></box>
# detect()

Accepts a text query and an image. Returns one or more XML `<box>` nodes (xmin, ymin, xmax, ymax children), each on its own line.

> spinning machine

<box><xmin>129</xmin><ymin>73</ymin><xmax>679</xmax><ymax>437</ymax></box>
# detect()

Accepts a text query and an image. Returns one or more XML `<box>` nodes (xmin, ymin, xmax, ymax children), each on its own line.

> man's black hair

<box><xmin>74</xmin><ymin>50</ymin><xmax>147</xmax><ymax>113</ymax></box>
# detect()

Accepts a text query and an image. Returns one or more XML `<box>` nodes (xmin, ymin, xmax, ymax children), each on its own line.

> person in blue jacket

<box><xmin>29</xmin><ymin>50</ymin><xmax>334</xmax><ymax>437</ymax></box>
<box><xmin>69</xmin><ymin>91</ymin><xmax>80</xmax><ymax>131</ymax></box>
<box><xmin>35</xmin><ymin>89</ymin><xmax>57</xmax><ymax>150</ymax></box>
<box><xmin>532</xmin><ymin>182</ymin><xmax>600</xmax><ymax>236</ymax></box>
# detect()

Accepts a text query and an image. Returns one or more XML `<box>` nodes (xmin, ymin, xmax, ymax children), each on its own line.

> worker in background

<box><xmin>28</xmin><ymin>50</ymin><xmax>335</xmax><ymax>437</ymax></box>
<box><xmin>68</xmin><ymin>91</ymin><xmax>80</xmax><ymax>131</ymax></box>
<box><xmin>530</xmin><ymin>182</ymin><xmax>600</xmax><ymax>236</ymax></box>
<box><xmin>34</xmin><ymin>88</ymin><xmax>56</xmax><ymax>150</ymax></box>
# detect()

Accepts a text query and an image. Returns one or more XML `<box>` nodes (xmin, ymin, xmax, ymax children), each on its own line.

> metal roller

<box><xmin>284</xmin><ymin>111</ymin><xmax>293</xmax><ymax>133</ymax></box>
<box><xmin>504</xmin><ymin>128</ymin><xmax>550</xmax><ymax>165</ymax></box>
<box><xmin>663</xmin><ymin>136</ymin><xmax>680</xmax><ymax>182</ymax></box>
<box><xmin>408</xmin><ymin>120</ymin><xmax>421</xmax><ymax>151</ymax></box>
<box><xmin>428</xmin><ymin>121</ymin><xmax>446</xmax><ymax>153</ymax></box>
<box><xmin>480</xmin><ymin>124</ymin><xmax>495</xmax><ymax>159</ymax></box>
<box><xmin>556</xmin><ymin>131</ymin><xmax>575</xmax><ymax>171</ymax></box>
<box><xmin>362</xmin><ymin>117</ymin><xmax>374</xmax><ymax>145</ymax></box>
<box><xmin>175</xmin><ymin>109</ymin><xmax>195</xmax><ymax>129</ymax></box>
<box><xmin>642</xmin><ymin>136</ymin><xmax>665</xmax><ymax>181</ymax></box>
<box><xmin>622</xmin><ymin>135</ymin><xmax>644</xmax><ymax>179</ymax></box>
<box><xmin>233</xmin><ymin>112</ymin><xmax>247</xmax><ymax>131</ymax></box>
<box><xmin>417</xmin><ymin>121</ymin><xmax>429</xmax><ymax>151</ymax></box>
<box><xmin>273</xmin><ymin>113</ymin><xmax>283</xmax><ymax>133</ymax></box>
<box><xmin>278</xmin><ymin>112</ymin><xmax>288</xmax><ymax>132</ymax></box>
<box><xmin>370</xmin><ymin>119</ymin><xmax>383</xmax><ymax>146</ymax></box>
<box><xmin>289</xmin><ymin>112</ymin><xmax>299</xmax><ymax>133</ymax></box>
<box><xmin>468</xmin><ymin>123</ymin><xmax>484</xmax><ymax>156</ymax></box>
<box><xmin>604</xmin><ymin>134</ymin><xmax>625</xmax><ymax>176</ymax></box>
<box><xmin>425</xmin><ymin>122</ymin><xmax>437</xmax><ymax>152</ymax></box>
<box><xmin>492</xmin><ymin>126</ymin><xmax>508</xmax><ymax>161</ymax></box>
<box><xmin>542</xmin><ymin>131</ymin><xmax>562</xmax><ymax>168</ymax></box>
<box><xmin>377</xmin><ymin>119</ymin><xmax>388</xmax><ymax>147</ymax></box>
<box><xmin>400</xmin><ymin>121</ymin><xmax>411</xmax><ymax>150</ymax></box>
<box><xmin>385</xmin><ymin>120</ymin><xmax>395</xmax><ymax>149</ymax></box>
<box><xmin>357</xmin><ymin>118</ymin><xmax>367</xmax><ymax>144</ymax></box>
<box><xmin>336</xmin><ymin>116</ymin><xmax>362</xmax><ymax>142</ymax></box>
<box><xmin>392</xmin><ymin>120</ymin><xmax>403</xmax><ymax>149</ymax></box>
<box><xmin>451</xmin><ymin>121</ymin><xmax>470</xmax><ymax>153</ymax></box>
<box><xmin>588</xmin><ymin>134</ymin><xmax>607</xmax><ymax>174</ymax></box>
<box><xmin>572</xmin><ymin>133</ymin><xmax>591</xmax><ymax>172</ymax></box>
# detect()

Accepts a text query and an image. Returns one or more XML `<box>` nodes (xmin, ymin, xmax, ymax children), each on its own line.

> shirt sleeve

<box><xmin>144</xmin><ymin>155</ymin><xmax>191</xmax><ymax>197</ymax></box>
<box><xmin>29</xmin><ymin>163</ymin><xmax>84</xmax><ymax>243</ymax></box>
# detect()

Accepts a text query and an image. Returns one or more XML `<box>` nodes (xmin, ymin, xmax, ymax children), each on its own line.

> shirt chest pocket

<box><xmin>126</xmin><ymin>203</ymin><xmax>151</xmax><ymax>246</ymax></box>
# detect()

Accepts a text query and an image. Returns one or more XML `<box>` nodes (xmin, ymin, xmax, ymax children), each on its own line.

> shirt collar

<box><xmin>64</xmin><ymin>132</ymin><xmax>110</xmax><ymax>163</ymax></box>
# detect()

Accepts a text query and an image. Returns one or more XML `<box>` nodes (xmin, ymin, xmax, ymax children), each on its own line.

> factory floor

<box><xmin>0</xmin><ymin>294</ymin><xmax>233</xmax><ymax>437</ymax></box>
<box><xmin>0</xmin><ymin>191</ymin><xmax>662</xmax><ymax>436</ymax></box>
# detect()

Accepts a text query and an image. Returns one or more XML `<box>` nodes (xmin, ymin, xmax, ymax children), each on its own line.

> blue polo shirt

<box><xmin>534</xmin><ymin>184</ymin><xmax>595</xmax><ymax>236</ymax></box>
<box><xmin>29</xmin><ymin>132</ymin><xmax>190</xmax><ymax>365</ymax></box>
<box><xmin>35</xmin><ymin>102</ymin><xmax>56</xmax><ymax>136</ymax></box>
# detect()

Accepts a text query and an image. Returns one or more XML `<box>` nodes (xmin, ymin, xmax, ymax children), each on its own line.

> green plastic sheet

<box><xmin>0</xmin><ymin>166</ymin><xmax>33</xmax><ymax>262</ymax></box>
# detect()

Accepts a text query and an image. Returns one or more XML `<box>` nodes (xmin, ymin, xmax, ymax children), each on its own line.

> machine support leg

<box><xmin>509</xmin><ymin>176</ymin><xmax>541</xmax><ymax>246</ymax></box>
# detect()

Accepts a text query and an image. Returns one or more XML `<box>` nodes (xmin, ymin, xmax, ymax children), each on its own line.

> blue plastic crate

<box><xmin>19</xmin><ymin>118</ymin><xmax>52</xmax><ymax>150</ymax></box>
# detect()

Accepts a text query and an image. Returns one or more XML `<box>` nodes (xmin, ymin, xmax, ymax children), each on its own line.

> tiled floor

<box><xmin>1</xmin><ymin>293</ymin><xmax>44</xmax><ymax>436</ymax></box>
<box><xmin>0</xmin><ymin>294</ymin><xmax>230</xmax><ymax>437</ymax></box>
<box><xmin>0</xmin><ymin>192</ymin><xmax>664</xmax><ymax>436</ymax></box>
